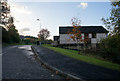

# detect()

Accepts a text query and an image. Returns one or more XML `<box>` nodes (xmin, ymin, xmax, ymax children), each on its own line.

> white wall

<box><xmin>89</xmin><ymin>33</ymin><xmax>92</xmax><ymax>38</ymax></box>
<box><xmin>60</xmin><ymin>33</ymin><xmax>107</xmax><ymax>44</ymax></box>
<box><xmin>91</xmin><ymin>33</ymin><xmax>107</xmax><ymax>44</ymax></box>
<box><xmin>91</xmin><ymin>38</ymin><xmax>97</xmax><ymax>44</ymax></box>
<box><xmin>97</xmin><ymin>33</ymin><xmax>107</xmax><ymax>42</ymax></box>
<box><xmin>60</xmin><ymin>34</ymin><xmax>84</xmax><ymax>44</ymax></box>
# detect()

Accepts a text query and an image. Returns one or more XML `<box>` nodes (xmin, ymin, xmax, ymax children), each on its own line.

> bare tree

<box><xmin>38</xmin><ymin>28</ymin><xmax>50</xmax><ymax>44</ymax></box>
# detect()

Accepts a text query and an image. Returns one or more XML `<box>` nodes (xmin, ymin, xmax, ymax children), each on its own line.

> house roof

<box><xmin>59</xmin><ymin>26</ymin><xmax>108</xmax><ymax>34</ymax></box>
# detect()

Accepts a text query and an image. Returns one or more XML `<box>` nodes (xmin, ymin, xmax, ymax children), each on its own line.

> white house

<box><xmin>53</xmin><ymin>26</ymin><xmax>108</xmax><ymax>49</ymax></box>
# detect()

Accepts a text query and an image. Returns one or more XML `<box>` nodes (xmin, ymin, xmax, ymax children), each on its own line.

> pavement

<box><xmin>2</xmin><ymin>45</ymin><xmax>64</xmax><ymax>80</ymax></box>
<box><xmin>32</xmin><ymin>46</ymin><xmax>120</xmax><ymax>81</ymax></box>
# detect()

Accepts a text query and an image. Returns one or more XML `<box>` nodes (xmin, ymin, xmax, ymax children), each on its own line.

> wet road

<box><xmin>2</xmin><ymin>45</ymin><xmax>63</xmax><ymax>79</ymax></box>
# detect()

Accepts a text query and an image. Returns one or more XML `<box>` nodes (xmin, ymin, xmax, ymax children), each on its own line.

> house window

<box><xmin>84</xmin><ymin>33</ymin><xmax>88</xmax><ymax>39</ymax></box>
<box><xmin>92</xmin><ymin>33</ymin><xmax>96</xmax><ymax>38</ymax></box>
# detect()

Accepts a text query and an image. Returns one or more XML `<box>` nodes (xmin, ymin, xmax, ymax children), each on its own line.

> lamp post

<box><xmin>37</xmin><ymin>19</ymin><xmax>41</xmax><ymax>46</ymax></box>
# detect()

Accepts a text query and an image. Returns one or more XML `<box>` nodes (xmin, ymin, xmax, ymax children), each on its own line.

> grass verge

<box><xmin>43</xmin><ymin>44</ymin><xmax>120</xmax><ymax>71</ymax></box>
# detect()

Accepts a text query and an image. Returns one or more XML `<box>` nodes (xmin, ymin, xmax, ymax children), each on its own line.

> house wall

<box><xmin>51</xmin><ymin>41</ymin><xmax>58</xmax><ymax>46</ymax></box>
<box><xmin>60</xmin><ymin>33</ymin><xmax>107</xmax><ymax>44</ymax></box>
<box><xmin>60</xmin><ymin>34</ymin><xmax>84</xmax><ymax>44</ymax></box>
<box><xmin>96</xmin><ymin>33</ymin><xmax>107</xmax><ymax>43</ymax></box>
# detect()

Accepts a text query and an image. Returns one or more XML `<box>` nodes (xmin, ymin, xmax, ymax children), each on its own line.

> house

<box><xmin>20</xmin><ymin>35</ymin><xmax>26</xmax><ymax>41</ymax></box>
<box><xmin>52</xmin><ymin>36</ymin><xmax>59</xmax><ymax>46</ymax></box>
<box><xmin>53</xmin><ymin>26</ymin><xmax>108</xmax><ymax>49</ymax></box>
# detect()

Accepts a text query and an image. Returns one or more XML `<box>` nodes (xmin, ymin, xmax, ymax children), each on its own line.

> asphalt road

<box><xmin>2</xmin><ymin>45</ymin><xmax>63</xmax><ymax>80</ymax></box>
<box><xmin>33</xmin><ymin>46</ymin><xmax>120</xmax><ymax>81</ymax></box>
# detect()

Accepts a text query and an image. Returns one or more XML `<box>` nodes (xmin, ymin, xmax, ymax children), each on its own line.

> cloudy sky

<box><xmin>8</xmin><ymin>1</ymin><xmax>112</xmax><ymax>39</ymax></box>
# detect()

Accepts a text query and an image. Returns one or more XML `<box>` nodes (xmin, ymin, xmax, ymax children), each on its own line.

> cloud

<box><xmin>21</xmin><ymin>27</ymin><xmax>30</xmax><ymax>31</ymax></box>
<box><xmin>20</xmin><ymin>27</ymin><xmax>30</xmax><ymax>34</ymax></box>
<box><xmin>77</xmin><ymin>2</ymin><xmax>88</xmax><ymax>9</ymax></box>
<box><xmin>9</xmin><ymin>3</ymin><xmax>33</xmax><ymax>35</ymax></box>
<box><xmin>10</xmin><ymin>3</ymin><xmax>32</xmax><ymax>14</ymax></box>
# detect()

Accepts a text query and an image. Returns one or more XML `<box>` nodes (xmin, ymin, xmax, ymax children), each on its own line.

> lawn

<box><xmin>43</xmin><ymin>44</ymin><xmax>120</xmax><ymax>71</ymax></box>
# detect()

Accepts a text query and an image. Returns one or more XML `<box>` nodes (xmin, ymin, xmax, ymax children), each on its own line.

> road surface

<box><xmin>2</xmin><ymin>45</ymin><xmax>63</xmax><ymax>80</ymax></box>
<box><xmin>33</xmin><ymin>46</ymin><xmax>120</xmax><ymax>81</ymax></box>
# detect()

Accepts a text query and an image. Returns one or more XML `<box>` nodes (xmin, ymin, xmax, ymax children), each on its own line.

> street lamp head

<box><xmin>37</xmin><ymin>19</ymin><xmax>39</xmax><ymax>21</ymax></box>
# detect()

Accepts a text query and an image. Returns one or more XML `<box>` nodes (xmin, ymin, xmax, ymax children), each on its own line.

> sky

<box><xmin>8</xmin><ymin>1</ymin><xmax>112</xmax><ymax>39</ymax></box>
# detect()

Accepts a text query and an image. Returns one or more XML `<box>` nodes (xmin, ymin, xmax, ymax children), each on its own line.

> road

<box><xmin>33</xmin><ymin>46</ymin><xmax>120</xmax><ymax>81</ymax></box>
<box><xmin>2</xmin><ymin>45</ymin><xmax>63</xmax><ymax>80</ymax></box>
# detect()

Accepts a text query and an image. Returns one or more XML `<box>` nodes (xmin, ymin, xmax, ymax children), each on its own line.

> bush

<box><xmin>100</xmin><ymin>34</ymin><xmax>120</xmax><ymax>63</ymax></box>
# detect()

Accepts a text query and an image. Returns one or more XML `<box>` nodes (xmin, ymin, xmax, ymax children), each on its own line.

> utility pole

<box><xmin>37</xmin><ymin>19</ymin><xmax>41</xmax><ymax>46</ymax></box>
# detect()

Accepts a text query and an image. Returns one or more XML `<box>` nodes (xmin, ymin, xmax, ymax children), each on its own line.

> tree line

<box><xmin>0</xmin><ymin>1</ymin><xmax>20</xmax><ymax>44</ymax></box>
<box><xmin>99</xmin><ymin>1</ymin><xmax>120</xmax><ymax>63</ymax></box>
<box><xmin>2</xmin><ymin>25</ymin><xmax>20</xmax><ymax>44</ymax></box>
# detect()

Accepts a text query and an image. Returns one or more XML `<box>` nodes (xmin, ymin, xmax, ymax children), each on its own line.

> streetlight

<box><xmin>37</xmin><ymin>18</ymin><xmax>41</xmax><ymax>46</ymax></box>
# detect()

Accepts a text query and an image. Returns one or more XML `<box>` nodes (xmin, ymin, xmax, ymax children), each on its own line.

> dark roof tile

<box><xmin>59</xmin><ymin>26</ymin><xmax>108</xmax><ymax>34</ymax></box>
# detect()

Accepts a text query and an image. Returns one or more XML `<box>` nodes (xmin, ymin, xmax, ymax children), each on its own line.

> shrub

<box><xmin>100</xmin><ymin>34</ymin><xmax>120</xmax><ymax>63</ymax></box>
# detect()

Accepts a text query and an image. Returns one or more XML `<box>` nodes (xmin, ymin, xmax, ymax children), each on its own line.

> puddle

<box><xmin>18</xmin><ymin>45</ymin><xmax>34</xmax><ymax>59</ymax></box>
<box><xmin>18</xmin><ymin>45</ymin><xmax>32</xmax><ymax>51</ymax></box>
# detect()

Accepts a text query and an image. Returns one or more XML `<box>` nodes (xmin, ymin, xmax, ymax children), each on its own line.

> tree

<box><xmin>38</xmin><ymin>28</ymin><xmax>50</xmax><ymax>44</ymax></box>
<box><xmin>101</xmin><ymin>1</ymin><xmax>120</xmax><ymax>34</ymax></box>
<box><xmin>1</xmin><ymin>24</ymin><xmax>20</xmax><ymax>43</ymax></box>
<box><xmin>100</xmin><ymin>34</ymin><xmax>120</xmax><ymax>63</ymax></box>
<box><xmin>68</xmin><ymin>17</ymin><xmax>89</xmax><ymax>54</ymax></box>
<box><xmin>0</xmin><ymin>0</ymin><xmax>10</xmax><ymax>27</ymax></box>
<box><xmin>8</xmin><ymin>25</ymin><xmax>20</xmax><ymax>43</ymax></box>
<box><xmin>100</xmin><ymin>1</ymin><xmax>120</xmax><ymax>63</ymax></box>
<box><xmin>1</xmin><ymin>0</ymin><xmax>20</xmax><ymax>44</ymax></box>
<box><xmin>1</xmin><ymin>26</ymin><xmax>11</xmax><ymax>43</ymax></box>
<box><xmin>7</xmin><ymin>17</ymin><xmax>14</xmax><ymax>30</ymax></box>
